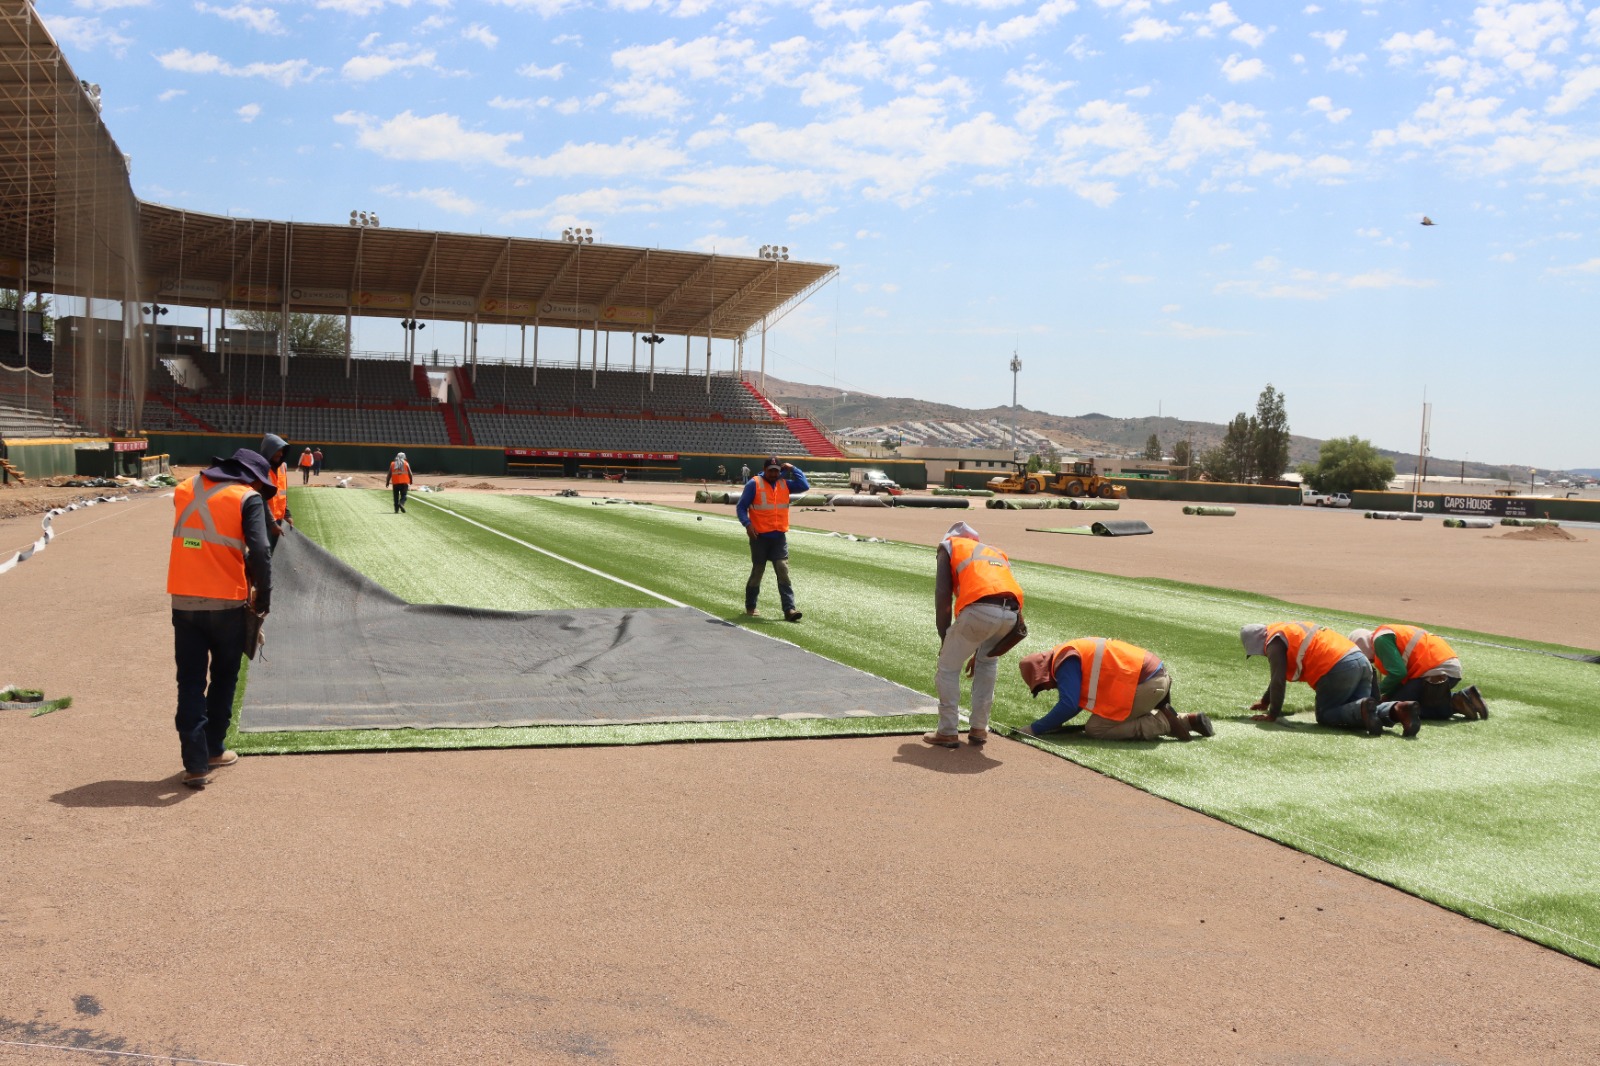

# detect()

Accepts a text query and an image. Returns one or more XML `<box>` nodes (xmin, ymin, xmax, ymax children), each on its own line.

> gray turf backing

<box><xmin>240</xmin><ymin>532</ymin><xmax>936</xmax><ymax>731</ymax></box>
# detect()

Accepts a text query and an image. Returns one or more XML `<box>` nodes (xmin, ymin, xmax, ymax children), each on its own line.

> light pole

<box><xmin>562</xmin><ymin>227</ymin><xmax>594</xmax><ymax>245</ymax></box>
<box><xmin>759</xmin><ymin>245</ymin><xmax>789</xmax><ymax>261</ymax></box>
<box><xmin>348</xmin><ymin>210</ymin><xmax>380</xmax><ymax>229</ymax></box>
<box><xmin>1009</xmin><ymin>351</ymin><xmax>1022</xmax><ymax>462</ymax></box>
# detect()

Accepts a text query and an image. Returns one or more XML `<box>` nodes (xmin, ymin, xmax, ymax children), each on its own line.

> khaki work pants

<box><xmin>1083</xmin><ymin>673</ymin><xmax>1174</xmax><ymax>741</ymax></box>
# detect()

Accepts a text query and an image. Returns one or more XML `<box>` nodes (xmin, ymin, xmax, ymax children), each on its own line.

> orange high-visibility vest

<box><xmin>1046</xmin><ymin>638</ymin><xmax>1147</xmax><ymax>722</ymax></box>
<box><xmin>1267</xmin><ymin>622</ymin><xmax>1354</xmax><ymax>689</ymax></box>
<box><xmin>389</xmin><ymin>460</ymin><xmax>412</xmax><ymax>485</ymax></box>
<box><xmin>167</xmin><ymin>475</ymin><xmax>254</xmax><ymax>602</ymax></box>
<box><xmin>268</xmin><ymin>463</ymin><xmax>289</xmax><ymax>522</ymax></box>
<box><xmin>748</xmin><ymin>476</ymin><xmax>789</xmax><ymax>534</ymax></box>
<box><xmin>945</xmin><ymin>535</ymin><xmax>1025</xmax><ymax>618</ymax></box>
<box><xmin>1373</xmin><ymin>624</ymin><xmax>1457</xmax><ymax>682</ymax></box>
<box><xmin>298</xmin><ymin>451</ymin><xmax>314</xmax><ymax>468</ymax></box>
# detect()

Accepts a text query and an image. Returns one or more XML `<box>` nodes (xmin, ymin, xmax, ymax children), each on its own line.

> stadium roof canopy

<box><xmin>0</xmin><ymin>5</ymin><xmax>836</xmax><ymax>341</ymax></box>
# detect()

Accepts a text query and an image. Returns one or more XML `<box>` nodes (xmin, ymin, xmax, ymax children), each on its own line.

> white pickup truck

<box><xmin>849</xmin><ymin>468</ymin><xmax>902</xmax><ymax>495</ymax></box>
<box><xmin>1302</xmin><ymin>489</ymin><xmax>1352</xmax><ymax>508</ymax></box>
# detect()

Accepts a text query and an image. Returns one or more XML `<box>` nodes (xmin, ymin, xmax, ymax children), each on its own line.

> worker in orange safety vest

<box><xmin>167</xmin><ymin>448</ymin><xmax>275</xmax><ymax>789</ymax></box>
<box><xmin>257</xmin><ymin>432</ymin><xmax>293</xmax><ymax>548</ymax></box>
<box><xmin>927</xmin><ymin>522</ymin><xmax>1027</xmax><ymax>749</ymax></box>
<box><xmin>297</xmin><ymin>446</ymin><xmax>314</xmax><ymax>485</ymax></box>
<box><xmin>736</xmin><ymin>455</ymin><xmax>809</xmax><ymax>621</ymax></box>
<box><xmin>1348</xmin><ymin>625</ymin><xmax>1488</xmax><ymax>721</ymax></box>
<box><xmin>385</xmin><ymin>451</ymin><xmax>413</xmax><ymax>514</ymax></box>
<box><xmin>1015</xmin><ymin>638</ymin><xmax>1213</xmax><ymax>742</ymax></box>
<box><xmin>1241</xmin><ymin>622</ymin><xmax>1419</xmax><ymax>736</ymax></box>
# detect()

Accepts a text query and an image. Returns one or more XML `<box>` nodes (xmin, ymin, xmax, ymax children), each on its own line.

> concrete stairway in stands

<box><xmin>785</xmin><ymin>415</ymin><xmax>847</xmax><ymax>458</ymax></box>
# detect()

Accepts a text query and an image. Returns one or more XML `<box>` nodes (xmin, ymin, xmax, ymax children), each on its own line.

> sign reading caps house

<box><xmin>1412</xmin><ymin>494</ymin><xmax>1540</xmax><ymax>519</ymax></box>
<box><xmin>505</xmin><ymin>448</ymin><xmax>678</xmax><ymax>461</ymax></box>
<box><xmin>416</xmin><ymin>293</ymin><xmax>477</xmax><ymax>314</ymax></box>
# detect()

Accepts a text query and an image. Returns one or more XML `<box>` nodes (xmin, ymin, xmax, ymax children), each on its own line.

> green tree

<box><xmin>1199</xmin><ymin>444</ymin><xmax>1234</xmax><ymax>482</ymax></box>
<box><xmin>1171</xmin><ymin>440</ymin><xmax>1193</xmax><ymax>480</ymax></box>
<box><xmin>1224</xmin><ymin>412</ymin><xmax>1258</xmax><ymax>482</ymax></box>
<box><xmin>1143</xmin><ymin>433</ymin><xmax>1162</xmax><ymax>460</ymax></box>
<box><xmin>1026</xmin><ymin>453</ymin><xmax>1043</xmax><ymax>472</ymax></box>
<box><xmin>1253</xmin><ymin>384</ymin><xmax>1291</xmax><ymax>481</ymax></box>
<box><xmin>231</xmin><ymin>309</ymin><xmax>348</xmax><ymax>356</ymax></box>
<box><xmin>0</xmin><ymin>290</ymin><xmax>53</xmax><ymax>337</ymax></box>
<box><xmin>1298</xmin><ymin>436</ymin><xmax>1397</xmax><ymax>494</ymax></box>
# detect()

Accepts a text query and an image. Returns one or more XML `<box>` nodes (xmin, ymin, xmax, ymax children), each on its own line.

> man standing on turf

<box><xmin>1014</xmin><ymin>638</ymin><xmax>1212</xmax><ymax>742</ymax></box>
<box><xmin>928</xmin><ymin>521</ymin><xmax>1025</xmax><ymax>748</ymax></box>
<box><xmin>386</xmin><ymin>451</ymin><xmax>413</xmax><ymax>513</ymax></box>
<box><xmin>736</xmin><ymin>455</ymin><xmax>808</xmax><ymax>622</ymax></box>
<box><xmin>1242</xmin><ymin>622</ymin><xmax>1419</xmax><ymax>736</ymax></box>
<box><xmin>297</xmin><ymin>446</ymin><xmax>314</xmax><ymax>485</ymax></box>
<box><xmin>257</xmin><ymin>432</ymin><xmax>293</xmax><ymax>549</ymax></box>
<box><xmin>168</xmin><ymin>448</ymin><xmax>274</xmax><ymax>789</ymax></box>
<box><xmin>1348</xmin><ymin>625</ymin><xmax>1489</xmax><ymax>721</ymax></box>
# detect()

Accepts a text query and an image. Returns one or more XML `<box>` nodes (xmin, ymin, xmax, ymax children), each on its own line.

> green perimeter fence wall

<box><xmin>145</xmin><ymin>433</ymin><xmax>930</xmax><ymax>488</ymax></box>
<box><xmin>1355</xmin><ymin>490</ymin><xmax>1600</xmax><ymax>524</ymax></box>
<box><xmin>944</xmin><ymin>468</ymin><xmax>1300</xmax><ymax>505</ymax></box>
<box><xmin>4</xmin><ymin>438</ymin><xmax>151</xmax><ymax>480</ymax></box>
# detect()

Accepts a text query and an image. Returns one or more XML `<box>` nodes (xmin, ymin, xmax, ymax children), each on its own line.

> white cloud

<box><xmin>1547</xmin><ymin>257</ymin><xmax>1600</xmax><ymax>275</ymax></box>
<box><xmin>156</xmin><ymin>48</ymin><xmax>322</xmax><ymax>86</ymax></box>
<box><xmin>1230</xmin><ymin>23</ymin><xmax>1267</xmax><ymax>49</ymax></box>
<box><xmin>1310</xmin><ymin>29</ymin><xmax>1346</xmax><ymax>51</ymax></box>
<box><xmin>518</xmin><ymin>61</ymin><xmax>566</xmax><ymax>79</ymax></box>
<box><xmin>1006</xmin><ymin>68</ymin><xmax>1076</xmax><ymax>131</ymax></box>
<box><xmin>462</xmin><ymin>23</ymin><xmax>499</xmax><ymax>49</ymax></box>
<box><xmin>342</xmin><ymin>44</ymin><xmax>439</xmax><ymax>81</ymax></box>
<box><xmin>1191</xmin><ymin>3</ymin><xmax>1238</xmax><ymax>30</ymax></box>
<box><xmin>1302</xmin><ymin>4</ymin><xmax>1320</xmax><ymax>12</ymax></box>
<box><xmin>1222</xmin><ymin>54</ymin><xmax>1266</xmax><ymax>82</ymax></box>
<box><xmin>70</xmin><ymin>0</ymin><xmax>150</xmax><ymax>9</ymax></box>
<box><xmin>158</xmin><ymin>88</ymin><xmax>187</xmax><ymax>101</ymax></box>
<box><xmin>1471</xmin><ymin>0</ymin><xmax>1575</xmax><ymax>84</ymax></box>
<box><xmin>1491</xmin><ymin>251</ymin><xmax>1517</xmax><ymax>262</ymax></box>
<box><xmin>40</xmin><ymin>15</ymin><xmax>132</xmax><ymax>53</ymax></box>
<box><xmin>236</xmin><ymin>102</ymin><xmax>261</xmax><ymax>122</ymax></box>
<box><xmin>946</xmin><ymin>0</ymin><xmax>1077</xmax><ymax>50</ymax></box>
<box><xmin>1121</xmin><ymin>273</ymin><xmax>1155</xmax><ymax>283</ymax></box>
<box><xmin>379</xmin><ymin>184</ymin><xmax>481</xmax><ymax>215</ymax></box>
<box><xmin>1381</xmin><ymin>28</ymin><xmax>1456</xmax><ymax>60</ymax></box>
<box><xmin>1122</xmin><ymin>18</ymin><xmax>1181</xmax><ymax>44</ymax></box>
<box><xmin>1327</xmin><ymin>52</ymin><xmax>1366</xmax><ymax>75</ymax></box>
<box><xmin>195</xmin><ymin>3</ymin><xmax>284</xmax><ymax>34</ymax></box>
<box><xmin>1160</xmin><ymin>303</ymin><xmax>1180</xmax><ymax>313</ymax></box>
<box><xmin>1308</xmin><ymin>95</ymin><xmax>1350</xmax><ymax>123</ymax></box>
<box><xmin>1217</xmin><ymin>262</ymin><xmax>1436</xmax><ymax>299</ymax></box>
<box><xmin>335</xmin><ymin>110</ymin><xmax>524</xmax><ymax>166</ymax></box>
<box><xmin>1546</xmin><ymin>66</ymin><xmax>1600</xmax><ymax>115</ymax></box>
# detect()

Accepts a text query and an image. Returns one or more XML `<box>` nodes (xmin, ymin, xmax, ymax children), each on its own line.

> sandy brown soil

<box><xmin>4</xmin><ymin>482</ymin><xmax>1599</xmax><ymax>1064</ymax></box>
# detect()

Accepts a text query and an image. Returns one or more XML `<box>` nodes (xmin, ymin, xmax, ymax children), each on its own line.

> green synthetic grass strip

<box><xmin>249</xmin><ymin>488</ymin><xmax>1600</xmax><ymax>965</ymax></box>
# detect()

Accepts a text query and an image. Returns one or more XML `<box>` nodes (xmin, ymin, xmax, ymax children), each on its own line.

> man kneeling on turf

<box><xmin>1241</xmin><ymin>622</ymin><xmax>1419</xmax><ymax>736</ymax></box>
<box><xmin>1014</xmin><ymin>638</ymin><xmax>1213</xmax><ymax>742</ymax></box>
<box><xmin>1348</xmin><ymin>625</ymin><xmax>1489</xmax><ymax>721</ymax></box>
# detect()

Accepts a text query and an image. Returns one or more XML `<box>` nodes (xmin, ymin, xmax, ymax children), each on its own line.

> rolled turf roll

<box><xmin>1501</xmin><ymin>517</ymin><xmax>1559</xmax><ymax>527</ymax></box>
<box><xmin>1399</xmin><ymin>513</ymin><xmax>1424</xmax><ymax>521</ymax></box>
<box><xmin>1090</xmin><ymin>520</ymin><xmax>1153</xmax><ymax>537</ymax></box>
<box><xmin>1183</xmin><ymin>505</ymin><xmax>1235</xmax><ymax>516</ymax></box>
<box><xmin>788</xmin><ymin>493</ymin><xmax>830</xmax><ymax>507</ymax></box>
<box><xmin>934</xmin><ymin>487</ymin><xmax>995</xmax><ymax>497</ymax></box>
<box><xmin>890</xmin><ymin>495</ymin><xmax>969</xmax><ymax>508</ymax></box>
<box><xmin>1068</xmin><ymin>499</ymin><xmax>1121</xmax><ymax>510</ymax></box>
<box><xmin>826</xmin><ymin>493</ymin><xmax>890</xmax><ymax>507</ymax></box>
<box><xmin>1445</xmin><ymin>518</ymin><xmax>1496</xmax><ymax>529</ymax></box>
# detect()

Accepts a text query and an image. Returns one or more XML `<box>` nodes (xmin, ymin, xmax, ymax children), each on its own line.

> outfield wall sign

<box><xmin>1412</xmin><ymin>494</ymin><xmax>1539</xmax><ymax>518</ymax></box>
<box><xmin>505</xmin><ymin>448</ymin><xmax>678</xmax><ymax>461</ymax></box>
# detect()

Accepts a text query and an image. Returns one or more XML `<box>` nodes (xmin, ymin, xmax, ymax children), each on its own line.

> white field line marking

<box><xmin>0</xmin><ymin>1039</ymin><xmax>247</xmax><ymax>1066</ymax></box>
<box><xmin>410</xmin><ymin>496</ymin><xmax>688</xmax><ymax>608</ymax></box>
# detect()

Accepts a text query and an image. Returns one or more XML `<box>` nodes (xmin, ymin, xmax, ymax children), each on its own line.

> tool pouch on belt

<box><xmin>243</xmin><ymin>604</ymin><xmax>266</xmax><ymax>661</ymax></box>
<box><xmin>990</xmin><ymin>612</ymin><xmax>1028</xmax><ymax>658</ymax></box>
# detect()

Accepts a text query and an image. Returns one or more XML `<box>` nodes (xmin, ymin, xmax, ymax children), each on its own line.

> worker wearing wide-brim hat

<box><xmin>1242</xmin><ymin>622</ymin><xmax>1419</xmax><ymax>737</ymax></box>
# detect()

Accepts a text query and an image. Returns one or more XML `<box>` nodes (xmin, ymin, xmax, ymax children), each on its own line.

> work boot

<box><xmin>784</xmin><ymin>609</ymin><xmax>803</xmax><ymax>622</ymax></box>
<box><xmin>1360</xmin><ymin>697</ymin><xmax>1384</xmax><ymax>735</ymax></box>
<box><xmin>182</xmin><ymin>770</ymin><xmax>210</xmax><ymax>790</ymax></box>
<box><xmin>1386</xmin><ymin>701</ymin><xmax>1422</xmax><ymax>738</ymax></box>
<box><xmin>967</xmin><ymin>728</ymin><xmax>989</xmax><ymax>747</ymax></box>
<box><xmin>1455</xmin><ymin>685</ymin><xmax>1490</xmax><ymax>720</ymax></box>
<box><xmin>1186</xmin><ymin>713</ymin><xmax>1215</xmax><ymax>738</ymax></box>
<box><xmin>208</xmin><ymin>750</ymin><xmax>240</xmax><ymax>769</ymax></box>
<box><xmin>922</xmin><ymin>732</ymin><xmax>961</xmax><ymax>749</ymax></box>
<box><xmin>1159</xmin><ymin>706</ymin><xmax>1193</xmax><ymax>741</ymax></box>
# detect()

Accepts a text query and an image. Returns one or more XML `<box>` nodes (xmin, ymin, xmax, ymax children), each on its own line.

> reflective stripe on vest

<box><xmin>269</xmin><ymin>464</ymin><xmax>288</xmax><ymax>521</ymax></box>
<box><xmin>1046</xmin><ymin>638</ymin><xmax>1145</xmax><ymax>721</ymax></box>
<box><xmin>390</xmin><ymin>461</ymin><xmax>412</xmax><ymax>485</ymax></box>
<box><xmin>1373</xmin><ymin>624</ymin><xmax>1456</xmax><ymax>681</ymax></box>
<box><xmin>945</xmin><ymin>536</ymin><xmax>1025</xmax><ymax>618</ymax></box>
<box><xmin>167</xmin><ymin>476</ymin><xmax>253</xmax><ymax>601</ymax></box>
<box><xmin>749</xmin><ymin>477</ymin><xmax>790</xmax><ymax>534</ymax></box>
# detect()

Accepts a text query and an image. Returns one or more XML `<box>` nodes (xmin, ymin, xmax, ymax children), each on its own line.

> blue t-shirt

<box><xmin>736</xmin><ymin>468</ymin><xmax>810</xmax><ymax>538</ymax></box>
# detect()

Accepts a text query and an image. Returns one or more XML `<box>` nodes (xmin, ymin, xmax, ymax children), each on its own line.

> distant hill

<box><xmin>757</xmin><ymin>375</ymin><xmax>1565</xmax><ymax>480</ymax></box>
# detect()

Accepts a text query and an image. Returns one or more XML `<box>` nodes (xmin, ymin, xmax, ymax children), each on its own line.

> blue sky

<box><xmin>41</xmin><ymin>0</ymin><xmax>1600</xmax><ymax>468</ymax></box>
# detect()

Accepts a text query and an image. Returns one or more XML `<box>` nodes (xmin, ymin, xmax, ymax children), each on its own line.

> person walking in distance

<box><xmin>928</xmin><ymin>521</ymin><xmax>1026</xmax><ymax>749</ymax></box>
<box><xmin>386</xmin><ymin>451</ymin><xmax>413</xmax><ymax>513</ymax></box>
<box><xmin>735</xmin><ymin>455</ymin><xmax>808</xmax><ymax>621</ymax></box>
<box><xmin>257</xmin><ymin>432</ymin><xmax>294</xmax><ymax>550</ymax></box>
<box><xmin>312</xmin><ymin>447</ymin><xmax>324</xmax><ymax>478</ymax></box>
<box><xmin>297</xmin><ymin>446</ymin><xmax>314</xmax><ymax>485</ymax></box>
<box><xmin>168</xmin><ymin>449</ymin><xmax>275</xmax><ymax>789</ymax></box>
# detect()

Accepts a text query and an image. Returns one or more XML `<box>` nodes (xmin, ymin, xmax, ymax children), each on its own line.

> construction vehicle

<box><xmin>987</xmin><ymin>464</ymin><xmax>1053</xmax><ymax>495</ymax></box>
<box><xmin>1048</xmin><ymin>460</ymin><xmax>1128</xmax><ymax>499</ymax></box>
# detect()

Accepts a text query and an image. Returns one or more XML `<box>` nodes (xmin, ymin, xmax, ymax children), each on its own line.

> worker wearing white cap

<box><xmin>385</xmin><ymin>451</ymin><xmax>413</xmax><ymax>514</ymax></box>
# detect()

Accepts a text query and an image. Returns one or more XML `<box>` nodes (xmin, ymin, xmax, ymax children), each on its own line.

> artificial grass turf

<box><xmin>250</xmin><ymin>487</ymin><xmax>1600</xmax><ymax>964</ymax></box>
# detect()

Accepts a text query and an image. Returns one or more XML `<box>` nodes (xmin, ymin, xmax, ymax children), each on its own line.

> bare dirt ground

<box><xmin>4</xmin><ymin>479</ymin><xmax>1599</xmax><ymax>1065</ymax></box>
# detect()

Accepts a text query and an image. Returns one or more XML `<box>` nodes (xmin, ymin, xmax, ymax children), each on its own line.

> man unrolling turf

<box><xmin>928</xmin><ymin>521</ymin><xmax>1026</xmax><ymax>749</ymax></box>
<box><xmin>1241</xmin><ymin>622</ymin><xmax>1420</xmax><ymax>736</ymax></box>
<box><xmin>168</xmin><ymin>449</ymin><xmax>274</xmax><ymax>789</ymax></box>
<box><xmin>736</xmin><ymin>455</ymin><xmax>808</xmax><ymax>622</ymax></box>
<box><xmin>385</xmin><ymin>451</ymin><xmax>413</xmax><ymax>514</ymax></box>
<box><xmin>1348</xmin><ymin>625</ymin><xmax>1489</xmax><ymax>721</ymax></box>
<box><xmin>1014</xmin><ymin>638</ymin><xmax>1213</xmax><ymax>742</ymax></box>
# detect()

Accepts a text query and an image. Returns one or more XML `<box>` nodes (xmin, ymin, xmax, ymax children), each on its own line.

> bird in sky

<box><xmin>1421</xmin><ymin>216</ymin><xmax>1436</xmax><ymax>226</ymax></box>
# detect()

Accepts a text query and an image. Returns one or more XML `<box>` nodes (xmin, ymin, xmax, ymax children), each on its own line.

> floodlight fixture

<box><xmin>562</xmin><ymin>227</ymin><xmax>595</xmax><ymax>244</ymax></box>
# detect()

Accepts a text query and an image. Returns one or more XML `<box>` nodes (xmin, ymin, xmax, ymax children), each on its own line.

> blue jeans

<box><xmin>1313</xmin><ymin>653</ymin><xmax>1377</xmax><ymax>730</ymax></box>
<box><xmin>172</xmin><ymin>607</ymin><xmax>248</xmax><ymax>774</ymax></box>
<box><xmin>746</xmin><ymin>533</ymin><xmax>795</xmax><ymax>613</ymax></box>
<box><xmin>1390</xmin><ymin>675</ymin><xmax>1459</xmax><ymax>719</ymax></box>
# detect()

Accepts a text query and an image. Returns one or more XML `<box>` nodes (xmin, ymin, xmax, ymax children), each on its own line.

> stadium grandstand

<box><xmin>0</xmin><ymin>3</ymin><xmax>847</xmax><ymax>472</ymax></box>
